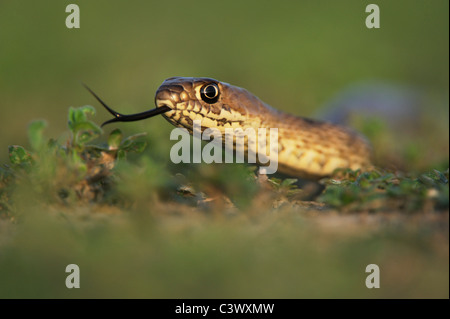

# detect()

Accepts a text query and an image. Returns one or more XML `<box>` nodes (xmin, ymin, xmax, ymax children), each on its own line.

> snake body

<box><xmin>154</xmin><ymin>77</ymin><xmax>372</xmax><ymax>179</ymax></box>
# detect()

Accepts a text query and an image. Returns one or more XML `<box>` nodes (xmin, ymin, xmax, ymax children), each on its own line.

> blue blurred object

<box><xmin>316</xmin><ymin>82</ymin><xmax>423</xmax><ymax>132</ymax></box>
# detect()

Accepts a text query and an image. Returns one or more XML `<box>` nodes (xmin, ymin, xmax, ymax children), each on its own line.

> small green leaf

<box><xmin>121</xmin><ymin>140</ymin><xmax>147</xmax><ymax>153</ymax></box>
<box><xmin>79</xmin><ymin>105</ymin><xmax>96</xmax><ymax>116</ymax></box>
<box><xmin>108</xmin><ymin>129</ymin><xmax>123</xmax><ymax>150</ymax></box>
<box><xmin>281</xmin><ymin>178</ymin><xmax>298</xmax><ymax>187</ymax></box>
<box><xmin>28</xmin><ymin>120</ymin><xmax>47</xmax><ymax>151</ymax></box>
<box><xmin>78</xmin><ymin>131</ymin><xmax>96</xmax><ymax>145</ymax></box>
<box><xmin>68</xmin><ymin>107</ymin><xmax>76</xmax><ymax>131</ymax></box>
<box><xmin>8</xmin><ymin>145</ymin><xmax>33</xmax><ymax>165</ymax></box>
<box><xmin>68</xmin><ymin>105</ymin><xmax>96</xmax><ymax>132</ymax></box>
<box><xmin>268</xmin><ymin>177</ymin><xmax>281</xmax><ymax>187</ymax></box>
<box><xmin>433</xmin><ymin>169</ymin><xmax>448</xmax><ymax>185</ymax></box>
<box><xmin>73</xmin><ymin>121</ymin><xmax>102</xmax><ymax>145</ymax></box>
<box><xmin>119</xmin><ymin>133</ymin><xmax>148</xmax><ymax>153</ymax></box>
<box><xmin>120</xmin><ymin>133</ymin><xmax>147</xmax><ymax>149</ymax></box>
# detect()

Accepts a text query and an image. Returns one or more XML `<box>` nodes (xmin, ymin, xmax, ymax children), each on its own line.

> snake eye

<box><xmin>200</xmin><ymin>83</ymin><xmax>220</xmax><ymax>104</ymax></box>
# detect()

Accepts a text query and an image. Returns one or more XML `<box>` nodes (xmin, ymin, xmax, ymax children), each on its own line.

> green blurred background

<box><xmin>0</xmin><ymin>0</ymin><xmax>448</xmax><ymax>299</ymax></box>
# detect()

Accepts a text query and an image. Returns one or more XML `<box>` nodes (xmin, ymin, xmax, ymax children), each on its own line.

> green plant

<box><xmin>2</xmin><ymin>106</ymin><xmax>148</xmax><ymax>215</ymax></box>
<box><xmin>318</xmin><ymin>168</ymin><xmax>449</xmax><ymax>212</ymax></box>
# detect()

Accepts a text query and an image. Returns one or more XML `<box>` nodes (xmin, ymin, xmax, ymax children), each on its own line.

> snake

<box><xmin>85</xmin><ymin>77</ymin><xmax>373</xmax><ymax>179</ymax></box>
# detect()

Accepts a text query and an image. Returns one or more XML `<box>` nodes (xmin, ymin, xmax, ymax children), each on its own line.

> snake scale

<box><xmin>87</xmin><ymin>77</ymin><xmax>373</xmax><ymax>179</ymax></box>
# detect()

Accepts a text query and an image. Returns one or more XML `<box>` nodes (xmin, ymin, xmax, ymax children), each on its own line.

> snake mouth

<box><xmin>155</xmin><ymin>100</ymin><xmax>175</xmax><ymax>109</ymax></box>
<box><xmin>83</xmin><ymin>84</ymin><xmax>172</xmax><ymax>127</ymax></box>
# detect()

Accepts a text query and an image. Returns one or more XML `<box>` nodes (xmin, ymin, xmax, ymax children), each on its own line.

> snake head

<box><xmin>86</xmin><ymin>77</ymin><xmax>266</xmax><ymax>131</ymax></box>
<box><xmin>154</xmin><ymin>77</ymin><xmax>258</xmax><ymax>132</ymax></box>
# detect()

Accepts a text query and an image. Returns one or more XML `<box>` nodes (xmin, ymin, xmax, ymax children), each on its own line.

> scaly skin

<box><xmin>154</xmin><ymin>77</ymin><xmax>373</xmax><ymax>179</ymax></box>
